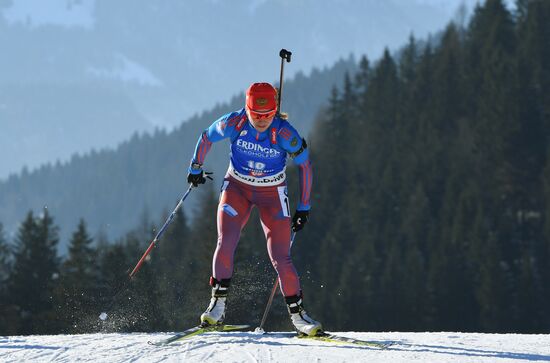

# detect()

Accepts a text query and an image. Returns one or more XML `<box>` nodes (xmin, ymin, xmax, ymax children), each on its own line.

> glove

<box><xmin>187</xmin><ymin>163</ymin><xmax>213</xmax><ymax>187</ymax></box>
<box><xmin>187</xmin><ymin>170</ymin><xmax>213</xmax><ymax>187</ymax></box>
<box><xmin>292</xmin><ymin>210</ymin><xmax>309</xmax><ymax>232</ymax></box>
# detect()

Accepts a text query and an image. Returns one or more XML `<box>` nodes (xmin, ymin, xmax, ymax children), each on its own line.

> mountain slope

<box><xmin>0</xmin><ymin>57</ymin><xmax>356</xmax><ymax>250</ymax></box>
<box><xmin>0</xmin><ymin>0</ymin><xmax>483</xmax><ymax>178</ymax></box>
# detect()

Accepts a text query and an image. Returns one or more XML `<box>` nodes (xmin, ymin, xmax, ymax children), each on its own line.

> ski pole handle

<box><xmin>279</xmin><ymin>49</ymin><xmax>292</xmax><ymax>62</ymax></box>
<box><xmin>277</xmin><ymin>49</ymin><xmax>292</xmax><ymax>113</ymax></box>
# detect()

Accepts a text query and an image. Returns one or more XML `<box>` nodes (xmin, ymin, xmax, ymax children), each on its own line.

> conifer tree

<box><xmin>0</xmin><ymin>222</ymin><xmax>9</xmax><ymax>285</ymax></box>
<box><xmin>515</xmin><ymin>249</ymin><xmax>543</xmax><ymax>332</ymax></box>
<box><xmin>518</xmin><ymin>1</ymin><xmax>550</xmax><ymax>328</ymax></box>
<box><xmin>0</xmin><ymin>222</ymin><xmax>17</xmax><ymax>334</ymax></box>
<box><xmin>58</xmin><ymin>219</ymin><xmax>99</xmax><ymax>333</ymax></box>
<box><xmin>7</xmin><ymin>210</ymin><xmax>60</xmax><ymax>334</ymax></box>
<box><xmin>398</xmin><ymin>182</ymin><xmax>431</xmax><ymax>329</ymax></box>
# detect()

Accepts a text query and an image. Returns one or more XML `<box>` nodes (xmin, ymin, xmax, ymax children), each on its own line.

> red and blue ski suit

<box><xmin>189</xmin><ymin>108</ymin><xmax>312</xmax><ymax>296</ymax></box>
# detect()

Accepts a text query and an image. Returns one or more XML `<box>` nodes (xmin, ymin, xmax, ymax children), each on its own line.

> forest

<box><xmin>1</xmin><ymin>0</ymin><xmax>549</xmax><ymax>334</ymax></box>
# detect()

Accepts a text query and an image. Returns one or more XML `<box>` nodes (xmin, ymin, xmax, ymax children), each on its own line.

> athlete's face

<box><xmin>247</xmin><ymin>109</ymin><xmax>275</xmax><ymax>132</ymax></box>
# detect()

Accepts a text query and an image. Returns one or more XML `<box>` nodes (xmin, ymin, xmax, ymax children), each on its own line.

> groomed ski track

<box><xmin>1</xmin><ymin>331</ymin><xmax>548</xmax><ymax>362</ymax></box>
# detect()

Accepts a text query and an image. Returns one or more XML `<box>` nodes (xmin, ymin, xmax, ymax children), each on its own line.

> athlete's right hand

<box><xmin>187</xmin><ymin>167</ymin><xmax>213</xmax><ymax>187</ymax></box>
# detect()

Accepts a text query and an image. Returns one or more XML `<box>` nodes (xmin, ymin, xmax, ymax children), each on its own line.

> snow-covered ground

<box><xmin>1</xmin><ymin>331</ymin><xmax>548</xmax><ymax>362</ymax></box>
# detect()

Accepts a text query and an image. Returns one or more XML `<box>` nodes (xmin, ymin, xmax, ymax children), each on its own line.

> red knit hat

<box><xmin>246</xmin><ymin>82</ymin><xmax>278</xmax><ymax>118</ymax></box>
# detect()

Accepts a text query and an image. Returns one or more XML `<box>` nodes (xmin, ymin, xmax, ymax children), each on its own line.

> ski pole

<box><xmin>254</xmin><ymin>50</ymin><xmax>293</xmax><ymax>332</ymax></box>
<box><xmin>99</xmin><ymin>184</ymin><xmax>195</xmax><ymax>321</ymax></box>
<box><xmin>256</xmin><ymin>231</ymin><xmax>296</xmax><ymax>333</ymax></box>
<box><xmin>277</xmin><ymin>49</ymin><xmax>292</xmax><ymax>113</ymax></box>
<box><xmin>128</xmin><ymin>184</ymin><xmax>194</xmax><ymax>278</ymax></box>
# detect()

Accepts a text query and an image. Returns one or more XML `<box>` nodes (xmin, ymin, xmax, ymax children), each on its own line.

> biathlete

<box><xmin>186</xmin><ymin>82</ymin><xmax>321</xmax><ymax>336</ymax></box>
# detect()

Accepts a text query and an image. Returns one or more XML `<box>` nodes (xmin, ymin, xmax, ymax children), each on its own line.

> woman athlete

<box><xmin>186</xmin><ymin>82</ymin><xmax>321</xmax><ymax>336</ymax></box>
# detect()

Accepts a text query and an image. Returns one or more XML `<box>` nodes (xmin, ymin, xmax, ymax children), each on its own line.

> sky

<box><xmin>0</xmin><ymin>0</ymin><xmax>517</xmax><ymax>180</ymax></box>
<box><xmin>2</xmin><ymin>0</ymin><xmax>96</xmax><ymax>29</ymax></box>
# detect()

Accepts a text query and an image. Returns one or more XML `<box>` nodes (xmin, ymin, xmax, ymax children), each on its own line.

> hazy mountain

<box><xmin>0</xmin><ymin>0</ymin><xmax>489</xmax><ymax>179</ymax></box>
<box><xmin>0</xmin><ymin>56</ymin><xmax>356</xmax><ymax>251</ymax></box>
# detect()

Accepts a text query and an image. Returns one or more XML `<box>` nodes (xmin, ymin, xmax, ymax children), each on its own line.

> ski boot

<box><xmin>285</xmin><ymin>294</ymin><xmax>323</xmax><ymax>336</ymax></box>
<box><xmin>200</xmin><ymin>277</ymin><xmax>230</xmax><ymax>326</ymax></box>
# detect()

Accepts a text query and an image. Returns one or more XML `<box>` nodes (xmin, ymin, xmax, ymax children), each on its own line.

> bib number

<box><xmin>247</xmin><ymin>160</ymin><xmax>266</xmax><ymax>170</ymax></box>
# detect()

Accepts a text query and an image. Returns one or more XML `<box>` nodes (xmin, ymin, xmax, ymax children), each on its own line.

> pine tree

<box><xmin>7</xmin><ymin>210</ymin><xmax>60</xmax><ymax>334</ymax></box>
<box><xmin>0</xmin><ymin>222</ymin><xmax>9</xmax><ymax>285</ymax></box>
<box><xmin>58</xmin><ymin>219</ymin><xmax>100</xmax><ymax>333</ymax></box>
<box><xmin>0</xmin><ymin>222</ymin><xmax>18</xmax><ymax>334</ymax></box>
<box><xmin>96</xmin><ymin>240</ymin><xmax>128</xmax><ymax>332</ymax></box>
<box><xmin>518</xmin><ymin>0</ymin><xmax>550</xmax><ymax>329</ymax></box>
<box><xmin>429</xmin><ymin>181</ymin><xmax>480</xmax><ymax>331</ymax></box>
<box><xmin>515</xmin><ymin>249</ymin><xmax>544</xmax><ymax>332</ymax></box>
<box><xmin>476</xmin><ymin>232</ymin><xmax>509</xmax><ymax>332</ymax></box>
<box><xmin>398</xmin><ymin>182</ymin><xmax>431</xmax><ymax>330</ymax></box>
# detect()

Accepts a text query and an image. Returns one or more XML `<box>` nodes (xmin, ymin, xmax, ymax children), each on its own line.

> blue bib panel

<box><xmin>229</xmin><ymin>118</ymin><xmax>287</xmax><ymax>177</ymax></box>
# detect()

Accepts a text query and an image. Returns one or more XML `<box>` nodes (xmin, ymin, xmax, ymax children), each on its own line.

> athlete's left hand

<box><xmin>292</xmin><ymin>210</ymin><xmax>309</xmax><ymax>232</ymax></box>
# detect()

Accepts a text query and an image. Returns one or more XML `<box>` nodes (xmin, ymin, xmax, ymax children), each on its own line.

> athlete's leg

<box><xmin>257</xmin><ymin>184</ymin><xmax>301</xmax><ymax>297</ymax></box>
<box><xmin>201</xmin><ymin>179</ymin><xmax>252</xmax><ymax>325</ymax></box>
<box><xmin>255</xmin><ymin>184</ymin><xmax>321</xmax><ymax>336</ymax></box>
<box><xmin>212</xmin><ymin>179</ymin><xmax>252</xmax><ymax>280</ymax></box>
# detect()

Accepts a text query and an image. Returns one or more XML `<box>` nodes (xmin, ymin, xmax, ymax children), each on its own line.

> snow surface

<box><xmin>1</xmin><ymin>331</ymin><xmax>549</xmax><ymax>363</ymax></box>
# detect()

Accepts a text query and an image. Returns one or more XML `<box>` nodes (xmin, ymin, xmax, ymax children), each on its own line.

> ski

<box><xmin>298</xmin><ymin>332</ymin><xmax>393</xmax><ymax>349</ymax></box>
<box><xmin>148</xmin><ymin>324</ymin><xmax>250</xmax><ymax>346</ymax></box>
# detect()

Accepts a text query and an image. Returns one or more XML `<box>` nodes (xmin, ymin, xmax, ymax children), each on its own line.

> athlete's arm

<box><xmin>278</xmin><ymin>123</ymin><xmax>312</xmax><ymax>211</ymax></box>
<box><xmin>189</xmin><ymin>111</ymin><xmax>244</xmax><ymax>173</ymax></box>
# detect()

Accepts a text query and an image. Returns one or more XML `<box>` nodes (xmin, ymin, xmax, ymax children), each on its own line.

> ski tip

<box><xmin>298</xmin><ymin>332</ymin><xmax>392</xmax><ymax>349</ymax></box>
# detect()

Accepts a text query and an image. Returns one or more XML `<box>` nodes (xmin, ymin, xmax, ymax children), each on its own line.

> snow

<box><xmin>86</xmin><ymin>54</ymin><xmax>163</xmax><ymax>87</ymax></box>
<box><xmin>98</xmin><ymin>312</ymin><xmax>108</xmax><ymax>321</ymax></box>
<box><xmin>1</xmin><ymin>331</ymin><xmax>548</xmax><ymax>362</ymax></box>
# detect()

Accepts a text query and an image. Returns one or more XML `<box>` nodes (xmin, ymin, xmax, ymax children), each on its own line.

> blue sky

<box><xmin>0</xmin><ymin>0</ymin><xmax>517</xmax><ymax>179</ymax></box>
